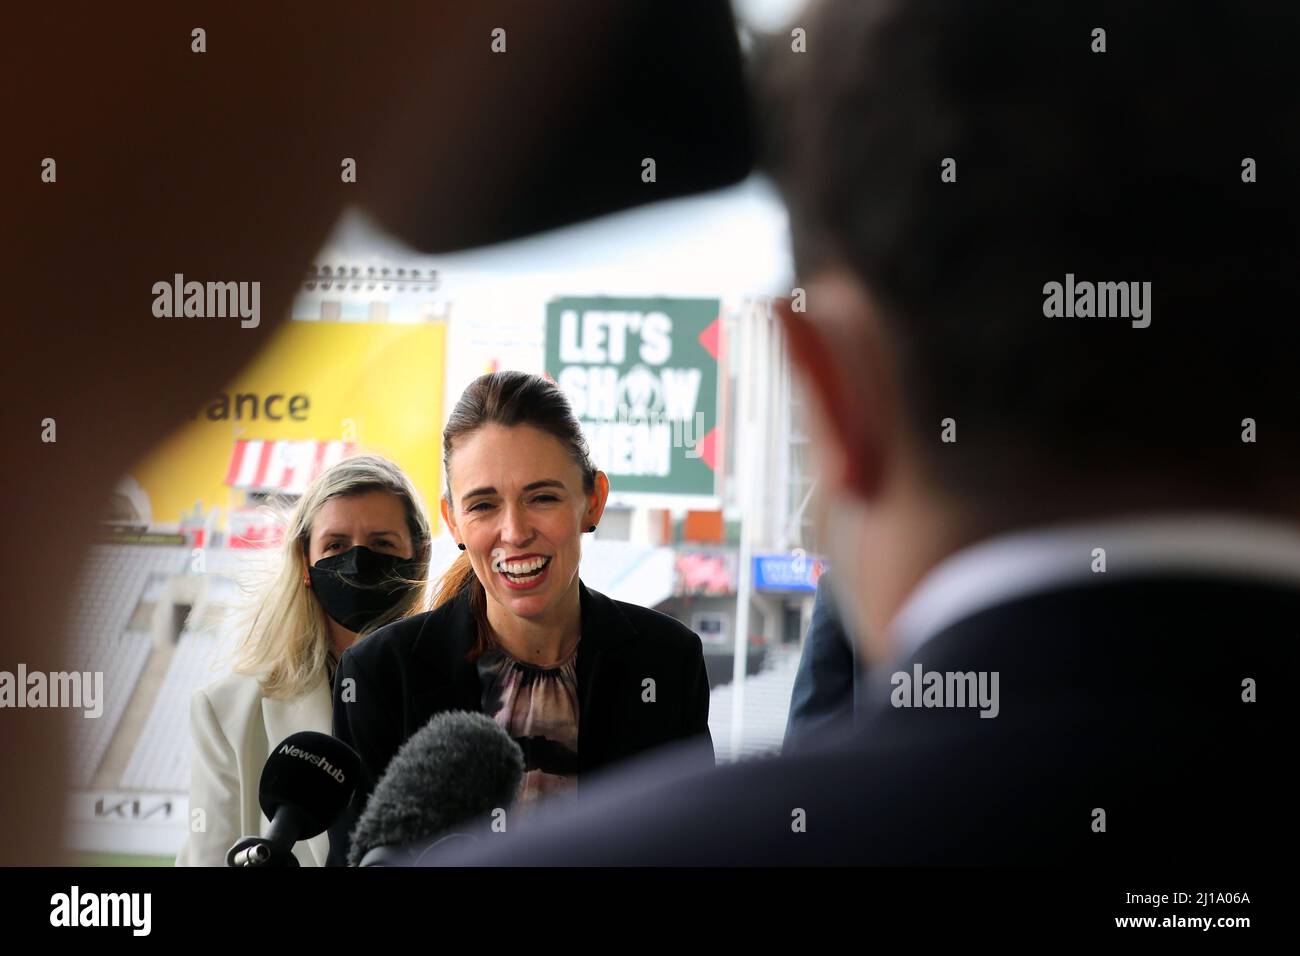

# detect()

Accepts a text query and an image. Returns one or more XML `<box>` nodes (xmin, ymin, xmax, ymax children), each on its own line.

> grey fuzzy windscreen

<box><xmin>347</xmin><ymin>711</ymin><xmax>524</xmax><ymax>866</ymax></box>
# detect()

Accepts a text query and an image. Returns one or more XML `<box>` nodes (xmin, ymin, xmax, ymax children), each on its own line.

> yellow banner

<box><xmin>130</xmin><ymin>320</ymin><xmax>445</xmax><ymax>532</ymax></box>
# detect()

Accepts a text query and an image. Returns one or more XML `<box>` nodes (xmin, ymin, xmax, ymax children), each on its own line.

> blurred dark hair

<box><xmin>434</xmin><ymin>371</ymin><xmax>598</xmax><ymax>659</ymax></box>
<box><xmin>758</xmin><ymin>0</ymin><xmax>1300</xmax><ymax>512</ymax></box>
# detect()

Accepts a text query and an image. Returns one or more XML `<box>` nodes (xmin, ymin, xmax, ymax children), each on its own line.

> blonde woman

<box><xmin>176</xmin><ymin>454</ymin><xmax>431</xmax><ymax>866</ymax></box>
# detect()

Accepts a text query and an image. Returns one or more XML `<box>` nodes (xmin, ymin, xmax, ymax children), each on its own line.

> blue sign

<box><xmin>752</xmin><ymin>553</ymin><xmax>826</xmax><ymax>592</ymax></box>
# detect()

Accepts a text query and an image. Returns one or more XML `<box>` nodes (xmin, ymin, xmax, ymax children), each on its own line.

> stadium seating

<box><xmin>66</xmin><ymin>545</ymin><xmax>189</xmax><ymax>787</ymax></box>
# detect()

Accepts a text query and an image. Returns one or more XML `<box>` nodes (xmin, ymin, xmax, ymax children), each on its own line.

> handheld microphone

<box><xmin>226</xmin><ymin>731</ymin><xmax>361</xmax><ymax>867</ymax></box>
<box><xmin>350</xmin><ymin>711</ymin><xmax>523</xmax><ymax>866</ymax></box>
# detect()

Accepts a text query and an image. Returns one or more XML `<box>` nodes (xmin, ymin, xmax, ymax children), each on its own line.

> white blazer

<box><xmin>175</xmin><ymin>671</ymin><xmax>333</xmax><ymax>867</ymax></box>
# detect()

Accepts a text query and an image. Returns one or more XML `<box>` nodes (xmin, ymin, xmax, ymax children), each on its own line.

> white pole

<box><xmin>730</xmin><ymin>300</ymin><xmax>762</xmax><ymax>760</ymax></box>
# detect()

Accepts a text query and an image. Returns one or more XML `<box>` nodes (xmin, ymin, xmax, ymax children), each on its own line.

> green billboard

<box><xmin>545</xmin><ymin>296</ymin><xmax>722</xmax><ymax>504</ymax></box>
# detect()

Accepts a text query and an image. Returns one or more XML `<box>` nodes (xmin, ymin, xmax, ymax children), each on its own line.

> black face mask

<box><xmin>308</xmin><ymin>545</ymin><xmax>421</xmax><ymax>633</ymax></box>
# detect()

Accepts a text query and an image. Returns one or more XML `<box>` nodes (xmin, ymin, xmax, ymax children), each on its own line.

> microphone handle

<box><xmin>224</xmin><ymin>805</ymin><xmax>311</xmax><ymax>866</ymax></box>
<box><xmin>227</xmin><ymin>836</ymin><xmax>297</xmax><ymax>867</ymax></box>
<box><xmin>230</xmin><ymin>841</ymin><xmax>272</xmax><ymax>867</ymax></box>
<box><xmin>266</xmin><ymin>803</ymin><xmax>312</xmax><ymax>855</ymax></box>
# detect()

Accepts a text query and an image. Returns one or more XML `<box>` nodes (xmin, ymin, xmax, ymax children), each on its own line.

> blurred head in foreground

<box><xmin>761</xmin><ymin>0</ymin><xmax>1300</xmax><ymax>661</ymax></box>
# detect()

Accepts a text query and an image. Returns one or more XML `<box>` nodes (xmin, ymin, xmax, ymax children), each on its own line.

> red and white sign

<box><xmin>223</xmin><ymin>440</ymin><xmax>356</xmax><ymax>495</ymax></box>
<box><xmin>228</xmin><ymin>509</ymin><xmax>285</xmax><ymax>550</ymax></box>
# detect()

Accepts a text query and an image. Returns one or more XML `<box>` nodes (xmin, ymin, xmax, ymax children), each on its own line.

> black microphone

<box><xmin>226</xmin><ymin>731</ymin><xmax>361</xmax><ymax>867</ymax></box>
<box><xmin>350</xmin><ymin>711</ymin><xmax>523</xmax><ymax>866</ymax></box>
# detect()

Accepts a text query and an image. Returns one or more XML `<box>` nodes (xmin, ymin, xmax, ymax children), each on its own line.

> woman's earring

<box><xmin>457</xmin><ymin>542</ymin><xmax>466</xmax><ymax>551</ymax></box>
<box><xmin>587</xmin><ymin>524</ymin><xmax>597</xmax><ymax>533</ymax></box>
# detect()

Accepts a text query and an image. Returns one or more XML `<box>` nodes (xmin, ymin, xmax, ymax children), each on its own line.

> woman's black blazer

<box><xmin>326</xmin><ymin>579</ymin><xmax>714</xmax><ymax>865</ymax></box>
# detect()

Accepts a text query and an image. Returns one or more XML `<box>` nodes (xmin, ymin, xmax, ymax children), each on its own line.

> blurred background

<box><xmin>63</xmin><ymin>0</ymin><xmax>831</xmax><ymax>865</ymax></box>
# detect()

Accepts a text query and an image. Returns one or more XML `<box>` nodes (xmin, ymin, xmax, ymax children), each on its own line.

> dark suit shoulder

<box><xmin>339</xmin><ymin>612</ymin><xmax>422</xmax><ymax>671</ymax></box>
<box><xmin>610</xmin><ymin>597</ymin><xmax>703</xmax><ymax>658</ymax></box>
<box><xmin>338</xmin><ymin>596</ymin><xmax>464</xmax><ymax>676</ymax></box>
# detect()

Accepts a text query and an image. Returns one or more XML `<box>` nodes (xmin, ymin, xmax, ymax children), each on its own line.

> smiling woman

<box><xmin>327</xmin><ymin>371</ymin><xmax>715</xmax><ymax>866</ymax></box>
<box><xmin>440</xmin><ymin>419</ymin><xmax>605</xmax><ymax>665</ymax></box>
